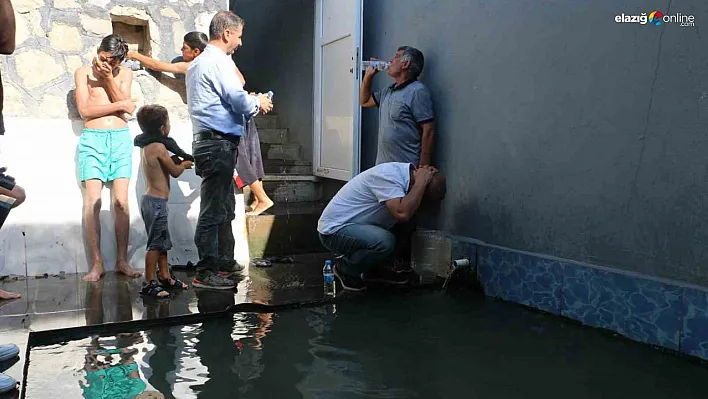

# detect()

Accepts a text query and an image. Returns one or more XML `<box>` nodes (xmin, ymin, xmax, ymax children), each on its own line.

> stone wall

<box><xmin>2</xmin><ymin>0</ymin><xmax>226</xmax><ymax>122</ymax></box>
<box><xmin>0</xmin><ymin>0</ymin><xmax>244</xmax><ymax>277</ymax></box>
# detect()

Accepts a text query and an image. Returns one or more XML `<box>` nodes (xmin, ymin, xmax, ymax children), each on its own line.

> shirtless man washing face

<box><xmin>74</xmin><ymin>34</ymin><xmax>141</xmax><ymax>282</ymax></box>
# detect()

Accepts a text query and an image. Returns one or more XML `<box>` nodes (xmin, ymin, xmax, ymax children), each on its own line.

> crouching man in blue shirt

<box><xmin>187</xmin><ymin>11</ymin><xmax>273</xmax><ymax>290</ymax></box>
<box><xmin>317</xmin><ymin>163</ymin><xmax>446</xmax><ymax>291</ymax></box>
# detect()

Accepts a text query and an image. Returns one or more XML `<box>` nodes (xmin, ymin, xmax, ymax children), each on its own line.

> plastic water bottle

<box><xmin>121</xmin><ymin>59</ymin><xmax>141</xmax><ymax>71</ymax></box>
<box><xmin>362</xmin><ymin>60</ymin><xmax>390</xmax><ymax>71</ymax></box>
<box><xmin>323</xmin><ymin>260</ymin><xmax>336</xmax><ymax>297</ymax></box>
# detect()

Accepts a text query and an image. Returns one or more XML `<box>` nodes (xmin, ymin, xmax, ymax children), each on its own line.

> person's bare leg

<box><xmin>83</xmin><ymin>180</ymin><xmax>105</xmax><ymax>282</ymax></box>
<box><xmin>112</xmin><ymin>178</ymin><xmax>141</xmax><ymax>278</ymax></box>
<box><xmin>144</xmin><ymin>250</ymin><xmax>160</xmax><ymax>283</ymax></box>
<box><xmin>0</xmin><ymin>289</ymin><xmax>20</xmax><ymax>300</ymax></box>
<box><xmin>238</xmin><ymin>177</ymin><xmax>258</xmax><ymax>212</ymax></box>
<box><xmin>158</xmin><ymin>253</ymin><xmax>187</xmax><ymax>289</ymax></box>
<box><xmin>246</xmin><ymin>180</ymin><xmax>273</xmax><ymax>216</ymax></box>
<box><xmin>157</xmin><ymin>252</ymin><xmax>169</xmax><ymax>281</ymax></box>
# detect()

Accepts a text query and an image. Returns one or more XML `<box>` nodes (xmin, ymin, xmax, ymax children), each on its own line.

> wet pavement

<box><xmin>0</xmin><ymin>253</ymin><xmax>332</xmax><ymax>395</ymax></box>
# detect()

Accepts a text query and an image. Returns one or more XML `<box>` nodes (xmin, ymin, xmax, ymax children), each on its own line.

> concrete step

<box><xmin>262</xmin><ymin>174</ymin><xmax>321</xmax><ymax>202</ymax></box>
<box><xmin>263</xmin><ymin>159</ymin><xmax>312</xmax><ymax>175</ymax></box>
<box><xmin>263</xmin><ymin>143</ymin><xmax>301</xmax><ymax>161</ymax></box>
<box><xmin>254</xmin><ymin>114</ymin><xmax>279</xmax><ymax>129</ymax></box>
<box><xmin>258</xmin><ymin>128</ymin><xmax>288</xmax><ymax>144</ymax></box>
<box><xmin>246</xmin><ymin>201</ymin><xmax>327</xmax><ymax>259</ymax></box>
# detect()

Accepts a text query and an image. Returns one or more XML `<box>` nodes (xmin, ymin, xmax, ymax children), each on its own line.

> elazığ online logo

<box><xmin>615</xmin><ymin>10</ymin><xmax>695</xmax><ymax>27</ymax></box>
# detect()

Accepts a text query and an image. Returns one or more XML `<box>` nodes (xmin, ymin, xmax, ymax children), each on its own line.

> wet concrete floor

<box><xmin>0</xmin><ymin>253</ymin><xmax>331</xmax><ymax>395</ymax></box>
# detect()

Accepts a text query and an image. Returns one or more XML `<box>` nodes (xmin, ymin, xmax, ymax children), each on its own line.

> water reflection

<box><xmin>26</xmin><ymin>294</ymin><xmax>708</xmax><ymax>399</ymax></box>
<box><xmin>141</xmin><ymin>300</ymin><xmax>178</xmax><ymax>399</ymax></box>
<box><xmin>85</xmin><ymin>289</ymin><xmax>278</xmax><ymax>398</ymax></box>
<box><xmin>81</xmin><ymin>334</ymin><xmax>147</xmax><ymax>398</ymax></box>
<box><xmin>84</xmin><ymin>280</ymin><xmax>134</xmax><ymax>327</ymax></box>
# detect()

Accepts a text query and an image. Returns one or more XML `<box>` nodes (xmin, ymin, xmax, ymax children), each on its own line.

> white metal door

<box><xmin>313</xmin><ymin>0</ymin><xmax>363</xmax><ymax>181</ymax></box>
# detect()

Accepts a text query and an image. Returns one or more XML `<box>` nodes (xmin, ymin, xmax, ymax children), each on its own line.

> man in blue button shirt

<box><xmin>187</xmin><ymin>11</ymin><xmax>273</xmax><ymax>290</ymax></box>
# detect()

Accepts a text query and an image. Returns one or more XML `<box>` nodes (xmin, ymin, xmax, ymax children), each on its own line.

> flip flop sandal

<box><xmin>159</xmin><ymin>275</ymin><xmax>189</xmax><ymax>289</ymax></box>
<box><xmin>250</xmin><ymin>259</ymin><xmax>272</xmax><ymax>268</ymax></box>
<box><xmin>140</xmin><ymin>281</ymin><xmax>170</xmax><ymax>298</ymax></box>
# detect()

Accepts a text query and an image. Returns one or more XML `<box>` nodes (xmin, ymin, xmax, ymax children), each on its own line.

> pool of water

<box><xmin>24</xmin><ymin>291</ymin><xmax>708</xmax><ymax>398</ymax></box>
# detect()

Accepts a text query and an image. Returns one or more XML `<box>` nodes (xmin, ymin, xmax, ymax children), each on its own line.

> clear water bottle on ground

<box><xmin>362</xmin><ymin>60</ymin><xmax>391</xmax><ymax>71</ymax></box>
<box><xmin>323</xmin><ymin>259</ymin><xmax>336</xmax><ymax>297</ymax></box>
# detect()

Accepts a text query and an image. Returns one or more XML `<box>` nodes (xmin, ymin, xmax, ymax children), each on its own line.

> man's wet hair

<box><xmin>209</xmin><ymin>11</ymin><xmax>244</xmax><ymax>41</ymax></box>
<box><xmin>184</xmin><ymin>31</ymin><xmax>208</xmax><ymax>52</ymax></box>
<box><xmin>98</xmin><ymin>34</ymin><xmax>129</xmax><ymax>61</ymax></box>
<box><xmin>137</xmin><ymin>105</ymin><xmax>169</xmax><ymax>135</ymax></box>
<box><xmin>423</xmin><ymin>173</ymin><xmax>447</xmax><ymax>204</ymax></box>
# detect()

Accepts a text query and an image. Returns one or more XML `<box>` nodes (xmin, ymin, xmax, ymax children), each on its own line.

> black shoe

<box><xmin>333</xmin><ymin>265</ymin><xmax>367</xmax><ymax>292</ymax></box>
<box><xmin>363</xmin><ymin>267</ymin><xmax>409</xmax><ymax>285</ymax></box>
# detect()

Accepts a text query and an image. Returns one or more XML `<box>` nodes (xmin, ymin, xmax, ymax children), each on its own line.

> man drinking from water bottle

<box><xmin>359</xmin><ymin>46</ymin><xmax>436</xmax><ymax>274</ymax></box>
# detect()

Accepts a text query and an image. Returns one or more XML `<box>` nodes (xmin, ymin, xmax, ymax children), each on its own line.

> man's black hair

<box><xmin>183</xmin><ymin>31</ymin><xmax>208</xmax><ymax>52</ymax></box>
<box><xmin>98</xmin><ymin>34</ymin><xmax>129</xmax><ymax>61</ymax></box>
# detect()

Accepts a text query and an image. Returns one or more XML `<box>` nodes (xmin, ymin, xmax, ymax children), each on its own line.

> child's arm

<box><xmin>157</xmin><ymin>146</ymin><xmax>193</xmax><ymax>178</ymax></box>
<box><xmin>128</xmin><ymin>51</ymin><xmax>190</xmax><ymax>75</ymax></box>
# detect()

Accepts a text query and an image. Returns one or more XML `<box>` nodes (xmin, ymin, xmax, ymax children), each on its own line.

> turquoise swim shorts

<box><xmin>78</xmin><ymin>127</ymin><xmax>133</xmax><ymax>182</ymax></box>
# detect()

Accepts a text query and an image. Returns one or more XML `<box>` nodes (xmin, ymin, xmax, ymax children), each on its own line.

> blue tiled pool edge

<box><xmin>448</xmin><ymin>237</ymin><xmax>708</xmax><ymax>361</ymax></box>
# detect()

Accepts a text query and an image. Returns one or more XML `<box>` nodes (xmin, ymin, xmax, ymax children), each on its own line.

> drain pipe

<box><xmin>442</xmin><ymin>257</ymin><xmax>471</xmax><ymax>291</ymax></box>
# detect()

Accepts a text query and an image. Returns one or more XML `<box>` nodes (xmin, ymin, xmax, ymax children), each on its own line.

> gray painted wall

<box><xmin>362</xmin><ymin>0</ymin><xmax>708</xmax><ymax>286</ymax></box>
<box><xmin>230</xmin><ymin>0</ymin><xmax>314</xmax><ymax>161</ymax></box>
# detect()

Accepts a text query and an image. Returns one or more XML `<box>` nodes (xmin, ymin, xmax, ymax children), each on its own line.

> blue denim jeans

<box><xmin>319</xmin><ymin>224</ymin><xmax>396</xmax><ymax>277</ymax></box>
<box><xmin>193</xmin><ymin>138</ymin><xmax>238</xmax><ymax>276</ymax></box>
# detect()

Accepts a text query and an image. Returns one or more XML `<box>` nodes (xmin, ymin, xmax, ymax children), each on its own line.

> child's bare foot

<box><xmin>0</xmin><ymin>289</ymin><xmax>20</xmax><ymax>300</ymax></box>
<box><xmin>246</xmin><ymin>199</ymin><xmax>259</xmax><ymax>212</ymax></box>
<box><xmin>116</xmin><ymin>261</ymin><xmax>142</xmax><ymax>278</ymax></box>
<box><xmin>246</xmin><ymin>199</ymin><xmax>274</xmax><ymax>216</ymax></box>
<box><xmin>83</xmin><ymin>262</ymin><xmax>105</xmax><ymax>282</ymax></box>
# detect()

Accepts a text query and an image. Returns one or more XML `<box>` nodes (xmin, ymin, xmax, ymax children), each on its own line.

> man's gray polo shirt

<box><xmin>373</xmin><ymin>80</ymin><xmax>434</xmax><ymax>166</ymax></box>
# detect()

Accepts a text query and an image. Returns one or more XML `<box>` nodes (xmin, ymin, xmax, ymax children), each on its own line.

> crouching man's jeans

<box><xmin>193</xmin><ymin>138</ymin><xmax>239</xmax><ymax>276</ymax></box>
<box><xmin>319</xmin><ymin>224</ymin><xmax>396</xmax><ymax>277</ymax></box>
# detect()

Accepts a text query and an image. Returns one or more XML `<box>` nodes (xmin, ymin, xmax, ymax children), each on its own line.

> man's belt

<box><xmin>194</xmin><ymin>130</ymin><xmax>240</xmax><ymax>145</ymax></box>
